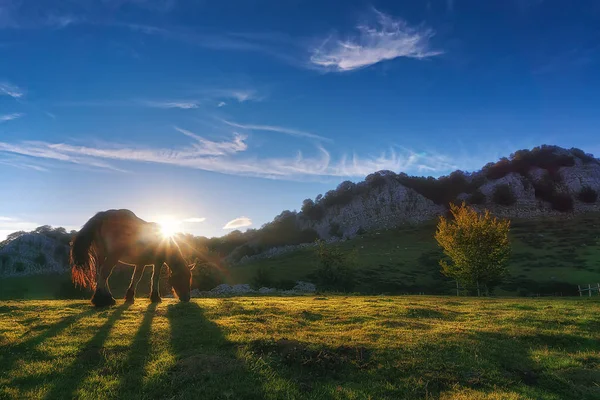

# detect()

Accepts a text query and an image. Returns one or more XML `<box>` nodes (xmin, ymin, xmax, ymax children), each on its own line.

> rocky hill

<box><xmin>0</xmin><ymin>227</ymin><xmax>72</xmax><ymax>278</ymax></box>
<box><xmin>298</xmin><ymin>147</ymin><xmax>600</xmax><ymax>239</ymax></box>
<box><xmin>3</xmin><ymin>145</ymin><xmax>600</xmax><ymax>275</ymax></box>
<box><xmin>225</xmin><ymin>145</ymin><xmax>600</xmax><ymax>264</ymax></box>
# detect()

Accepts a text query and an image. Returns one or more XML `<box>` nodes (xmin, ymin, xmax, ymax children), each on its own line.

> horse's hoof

<box><xmin>92</xmin><ymin>290</ymin><xmax>117</xmax><ymax>307</ymax></box>
<box><xmin>150</xmin><ymin>292</ymin><xmax>162</xmax><ymax>303</ymax></box>
<box><xmin>124</xmin><ymin>289</ymin><xmax>135</xmax><ymax>303</ymax></box>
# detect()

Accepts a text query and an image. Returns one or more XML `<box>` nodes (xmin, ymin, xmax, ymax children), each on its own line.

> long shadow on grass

<box><xmin>161</xmin><ymin>302</ymin><xmax>265</xmax><ymax>399</ymax></box>
<box><xmin>43</xmin><ymin>304</ymin><xmax>129</xmax><ymax>400</ymax></box>
<box><xmin>403</xmin><ymin>330</ymin><xmax>600</xmax><ymax>400</ymax></box>
<box><xmin>113</xmin><ymin>303</ymin><xmax>157</xmax><ymax>398</ymax></box>
<box><xmin>0</xmin><ymin>305</ymin><xmax>97</xmax><ymax>382</ymax></box>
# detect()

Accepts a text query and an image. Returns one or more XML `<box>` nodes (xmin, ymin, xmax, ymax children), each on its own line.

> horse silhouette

<box><xmin>69</xmin><ymin>209</ymin><xmax>194</xmax><ymax>307</ymax></box>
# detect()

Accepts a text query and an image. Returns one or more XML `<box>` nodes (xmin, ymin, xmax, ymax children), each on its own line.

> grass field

<box><xmin>230</xmin><ymin>213</ymin><xmax>600</xmax><ymax>295</ymax></box>
<box><xmin>1</xmin><ymin>296</ymin><xmax>599</xmax><ymax>399</ymax></box>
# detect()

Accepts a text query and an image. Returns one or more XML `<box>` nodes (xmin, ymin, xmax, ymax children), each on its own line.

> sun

<box><xmin>157</xmin><ymin>217</ymin><xmax>181</xmax><ymax>238</ymax></box>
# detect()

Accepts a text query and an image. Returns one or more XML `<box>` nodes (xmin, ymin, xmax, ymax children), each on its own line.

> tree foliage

<box><xmin>312</xmin><ymin>240</ymin><xmax>357</xmax><ymax>292</ymax></box>
<box><xmin>435</xmin><ymin>202</ymin><xmax>511</xmax><ymax>295</ymax></box>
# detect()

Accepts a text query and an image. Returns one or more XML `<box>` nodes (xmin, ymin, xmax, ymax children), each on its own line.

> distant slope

<box><xmin>228</xmin><ymin>212</ymin><xmax>600</xmax><ymax>296</ymax></box>
<box><xmin>213</xmin><ymin>145</ymin><xmax>600</xmax><ymax>266</ymax></box>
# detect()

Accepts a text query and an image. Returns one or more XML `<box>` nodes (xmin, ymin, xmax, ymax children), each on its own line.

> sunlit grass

<box><xmin>0</xmin><ymin>296</ymin><xmax>599</xmax><ymax>399</ymax></box>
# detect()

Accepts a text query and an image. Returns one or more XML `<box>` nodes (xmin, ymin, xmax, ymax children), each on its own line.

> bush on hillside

<box><xmin>54</xmin><ymin>278</ymin><xmax>93</xmax><ymax>299</ymax></box>
<box><xmin>192</xmin><ymin>261</ymin><xmax>225</xmax><ymax>291</ymax></box>
<box><xmin>550</xmin><ymin>193</ymin><xmax>574</xmax><ymax>212</ymax></box>
<box><xmin>312</xmin><ymin>240</ymin><xmax>357</xmax><ymax>292</ymax></box>
<box><xmin>329</xmin><ymin>222</ymin><xmax>343</xmax><ymax>238</ymax></box>
<box><xmin>467</xmin><ymin>189</ymin><xmax>486</xmax><ymax>205</ymax></box>
<box><xmin>578</xmin><ymin>186</ymin><xmax>598</xmax><ymax>203</ymax></box>
<box><xmin>251</xmin><ymin>266</ymin><xmax>273</xmax><ymax>289</ymax></box>
<box><xmin>492</xmin><ymin>184</ymin><xmax>516</xmax><ymax>206</ymax></box>
<box><xmin>570</xmin><ymin>147</ymin><xmax>598</xmax><ymax>164</ymax></box>
<box><xmin>301</xmin><ymin>198</ymin><xmax>324</xmax><ymax>221</ymax></box>
<box><xmin>483</xmin><ymin>145</ymin><xmax>576</xmax><ymax>180</ymax></box>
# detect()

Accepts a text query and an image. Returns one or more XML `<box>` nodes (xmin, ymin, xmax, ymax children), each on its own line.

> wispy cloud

<box><xmin>0</xmin><ymin>82</ymin><xmax>24</xmax><ymax>98</ymax></box>
<box><xmin>174</xmin><ymin>127</ymin><xmax>248</xmax><ymax>155</ymax></box>
<box><xmin>223</xmin><ymin>217</ymin><xmax>252</xmax><ymax>230</ymax></box>
<box><xmin>310</xmin><ymin>8</ymin><xmax>442</xmax><ymax>72</ymax></box>
<box><xmin>0</xmin><ymin>113</ymin><xmax>24</xmax><ymax>122</ymax></box>
<box><xmin>141</xmin><ymin>100</ymin><xmax>199</xmax><ymax>109</ymax></box>
<box><xmin>217</xmin><ymin>101</ymin><xmax>227</xmax><ymax>107</ymax></box>
<box><xmin>221</xmin><ymin>119</ymin><xmax>332</xmax><ymax>142</ymax></box>
<box><xmin>0</xmin><ymin>128</ymin><xmax>465</xmax><ymax>180</ymax></box>
<box><xmin>182</xmin><ymin>217</ymin><xmax>206</xmax><ymax>223</ymax></box>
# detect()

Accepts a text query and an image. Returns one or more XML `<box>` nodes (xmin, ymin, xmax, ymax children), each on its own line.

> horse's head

<box><xmin>165</xmin><ymin>241</ymin><xmax>195</xmax><ymax>302</ymax></box>
<box><xmin>167</xmin><ymin>261</ymin><xmax>194</xmax><ymax>302</ymax></box>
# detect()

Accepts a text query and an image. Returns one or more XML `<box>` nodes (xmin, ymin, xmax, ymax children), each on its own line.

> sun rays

<box><xmin>157</xmin><ymin>217</ymin><xmax>181</xmax><ymax>238</ymax></box>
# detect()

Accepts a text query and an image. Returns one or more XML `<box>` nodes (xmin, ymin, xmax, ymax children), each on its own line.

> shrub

<box><xmin>570</xmin><ymin>147</ymin><xmax>598</xmax><ymax>164</ymax></box>
<box><xmin>578</xmin><ymin>186</ymin><xmax>598</xmax><ymax>203</ymax></box>
<box><xmin>54</xmin><ymin>278</ymin><xmax>92</xmax><ymax>299</ymax></box>
<box><xmin>435</xmin><ymin>202</ymin><xmax>511</xmax><ymax>296</ymax></box>
<box><xmin>251</xmin><ymin>266</ymin><xmax>273</xmax><ymax>289</ymax></box>
<box><xmin>301</xmin><ymin>198</ymin><xmax>324</xmax><ymax>221</ymax></box>
<box><xmin>313</xmin><ymin>240</ymin><xmax>357</xmax><ymax>292</ymax></box>
<box><xmin>14</xmin><ymin>262</ymin><xmax>25</xmax><ymax>273</ymax></box>
<box><xmin>192</xmin><ymin>262</ymin><xmax>225</xmax><ymax>291</ymax></box>
<box><xmin>34</xmin><ymin>252</ymin><xmax>47</xmax><ymax>266</ymax></box>
<box><xmin>484</xmin><ymin>145</ymin><xmax>576</xmax><ymax>180</ymax></box>
<box><xmin>550</xmin><ymin>193</ymin><xmax>574</xmax><ymax>212</ymax></box>
<box><xmin>468</xmin><ymin>189</ymin><xmax>486</xmax><ymax>205</ymax></box>
<box><xmin>275</xmin><ymin>279</ymin><xmax>296</xmax><ymax>290</ymax></box>
<box><xmin>492</xmin><ymin>184</ymin><xmax>516</xmax><ymax>206</ymax></box>
<box><xmin>329</xmin><ymin>223</ymin><xmax>343</xmax><ymax>238</ymax></box>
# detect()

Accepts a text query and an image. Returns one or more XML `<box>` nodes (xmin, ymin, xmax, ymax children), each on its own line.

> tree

<box><xmin>434</xmin><ymin>202</ymin><xmax>511</xmax><ymax>296</ymax></box>
<box><xmin>312</xmin><ymin>240</ymin><xmax>357</xmax><ymax>292</ymax></box>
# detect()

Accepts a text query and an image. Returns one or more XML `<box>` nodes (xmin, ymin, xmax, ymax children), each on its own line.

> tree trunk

<box><xmin>476</xmin><ymin>280</ymin><xmax>481</xmax><ymax>297</ymax></box>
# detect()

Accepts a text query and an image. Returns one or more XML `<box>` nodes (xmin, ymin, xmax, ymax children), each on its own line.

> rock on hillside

<box><xmin>299</xmin><ymin>180</ymin><xmax>445</xmax><ymax>238</ymax></box>
<box><xmin>0</xmin><ymin>233</ymin><xmax>70</xmax><ymax>277</ymax></box>
<box><xmin>297</xmin><ymin>146</ymin><xmax>600</xmax><ymax>240</ymax></box>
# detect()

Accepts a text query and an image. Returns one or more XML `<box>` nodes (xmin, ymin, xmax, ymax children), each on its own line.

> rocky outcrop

<box><xmin>298</xmin><ymin>180</ymin><xmax>445</xmax><ymax>239</ymax></box>
<box><xmin>0</xmin><ymin>233</ymin><xmax>69</xmax><ymax>277</ymax></box>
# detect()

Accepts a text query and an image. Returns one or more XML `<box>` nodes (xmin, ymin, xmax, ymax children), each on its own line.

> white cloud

<box><xmin>222</xmin><ymin>119</ymin><xmax>332</xmax><ymax>142</ymax></box>
<box><xmin>182</xmin><ymin>217</ymin><xmax>206</xmax><ymax>223</ymax></box>
<box><xmin>0</xmin><ymin>128</ymin><xmax>465</xmax><ymax>180</ymax></box>
<box><xmin>217</xmin><ymin>101</ymin><xmax>226</xmax><ymax>107</ymax></box>
<box><xmin>0</xmin><ymin>217</ymin><xmax>39</xmax><ymax>241</ymax></box>
<box><xmin>174</xmin><ymin>127</ymin><xmax>248</xmax><ymax>155</ymax></box>
<box><xmin>223</xmin><ymin>217</ymin><xmax>252</xmax><ymax>230</ymax></box>
<box><xmin>310</xmin><ymin>9</ymin><xmax>442</xmax><ymax>72</ymax></box>
<box><xmin>0</xmin><ymin>113</ymin><xmax>24</xmax><ymax>122</ymax></box>
<box><xmin>0</xmin><ymin>83</ymin><xmax>24</xmax><ymax>98</ymax></box>
<box><xmin>203</xmin><ymin>88</ymin><xmax>264</xmax><ymax>103</ymax></box>
<box><xmin>142</xmin><ymin>100</ymin><xmax>199</xmax><ymax>109</ymax></box>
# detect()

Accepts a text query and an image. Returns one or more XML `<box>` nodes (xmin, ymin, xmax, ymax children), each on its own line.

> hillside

<box><xmin>2</xmin><ymin>144</ymin><xmax>600</xmax><ymax>298</ymax></box>
<box><xmin>1</xmin><ymin>297</ymin><xmax>599</xmax><ymax>400</ymax></box>
<box><xmin>212</xmin><ymin>145</ymin><xmax>600</xmax><ymax>265</ymax></box>
<box><xmin>227</xmin><ymin>212</ymin><xmax>600</xmax><ymax>296</ymax></box>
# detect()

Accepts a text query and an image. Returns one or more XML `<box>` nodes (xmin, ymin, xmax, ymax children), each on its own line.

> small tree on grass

<box><xmin>313</xmin><ymin>240</ymin><xmax>357</xmax><ymax>292</ymax></box>
<box><xmin>435</xmin><ymin>202</ymin><xmax>511</xmax><ymax>296</ymax></box>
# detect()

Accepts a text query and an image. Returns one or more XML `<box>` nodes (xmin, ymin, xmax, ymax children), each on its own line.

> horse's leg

<box><xmin>124</xmin><ymin>265</ymin><xmax>146</xmax><ymax>304</ymax></box>
<box><xmin>149</xmin><ymin>262</ymin><xmax>163</xmax><ymax>303</ymax></box>
<box><xmin>91</xmin><ymin>257</ymin><xmax>118</xmax><ymax>307</ymax></box>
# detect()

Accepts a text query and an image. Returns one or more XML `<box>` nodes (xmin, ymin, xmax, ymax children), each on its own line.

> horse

<box><xmin>69</xmin><ymin>209</ymin><xmax>195</xmax><ymax>307</ymax></box>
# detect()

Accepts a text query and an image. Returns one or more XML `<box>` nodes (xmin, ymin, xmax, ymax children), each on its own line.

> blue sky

<box><xmin>1</xmin><ymin>0</ymin><xmax>600</xmax><ymax>240</ymax></box>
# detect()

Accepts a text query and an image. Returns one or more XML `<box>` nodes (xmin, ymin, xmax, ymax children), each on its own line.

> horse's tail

<box><xmin>70</xmin><ymin>212</ymin><xmax>105</xmax><ymax>290</ymax></box>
